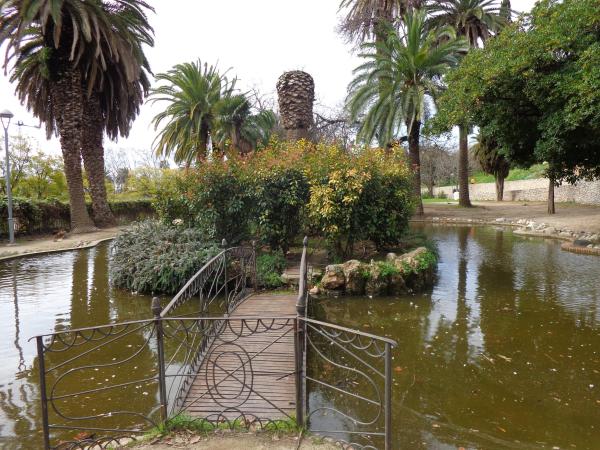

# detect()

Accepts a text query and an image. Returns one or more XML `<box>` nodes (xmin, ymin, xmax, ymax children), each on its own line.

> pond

<box><xmin>0</xmin><ymin>226</ymin><xmax>599</xmax><ymax>449</ymax></box>
<box><xmin>0</xmin><ymin>243</ymin><xmax>156</xmax><ymax>449</ymax></box>
<box><xmin>313</xmin><ymin>225</ymin><xmax>600</xmax><ymax>449</ymax></box>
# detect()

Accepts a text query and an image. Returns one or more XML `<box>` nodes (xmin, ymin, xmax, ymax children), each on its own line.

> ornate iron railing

<box><xmin>34</xmin><ymin>238</ymin><xmax>397</xmax><ymax>450</ymax></box>
<box><xmin>300</xmin><ymin>317</ymin><xmax>395</xmax><ymax>450</ymax></box>
<box><xmin>294</xmin><ymin>238</ymin><xmax>396</xmax><ymax>449</ymax></box>
<box><xmin>35</xmin><ymin>314</ymin><xmax>297</xmax><ymax>449</ymax></box>
<box><xmin>160</xmin><ymin>242</ymin><xmax>257</xmax><ymax>318</ymax></box>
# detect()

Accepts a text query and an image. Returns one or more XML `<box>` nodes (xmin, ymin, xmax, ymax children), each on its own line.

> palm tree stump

<box><xmin>276</xmin><ymin>71</ymin><xmax>315</xmax><ymax>141</ymax></box>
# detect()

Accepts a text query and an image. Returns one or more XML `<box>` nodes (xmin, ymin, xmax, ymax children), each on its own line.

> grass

<box><xmin>146</xmin><ymin>413</ymin><xmax>300</xmax><ymax>439</ymax></box>
<box><xmin>470</xmin><ymin>164</ymin><xmax>547</xmax><ymax>184</ymax></box>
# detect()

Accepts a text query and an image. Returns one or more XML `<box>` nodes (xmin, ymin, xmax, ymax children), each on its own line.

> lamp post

<box><xmin>1</xmin><ymin>109</ymin><xmax>15</xmax><ymax>244</ymax></box>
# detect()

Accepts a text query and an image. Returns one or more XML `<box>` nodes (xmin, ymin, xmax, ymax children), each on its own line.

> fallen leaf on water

<box><xmin>394</xmin><ymin>366</ymin><xmax>404</xmax><ymax>373</ymax></box>
<box><xmin>497</xmin><ymin>426</ymin><xmax>507</xmax><ymax>433</ymax></box>
<box><xmin>497</xmin><ymin>354</ymin><xmax>512</xmax><ymax>362</ymax></box>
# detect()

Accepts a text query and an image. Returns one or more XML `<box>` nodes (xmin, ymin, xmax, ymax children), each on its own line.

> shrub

<box><xmin>152</xmin><ymin>141</ymin><xmax>414</xmax><ymax>258</ymax></box>
<box><xmin>0</xmin><ymin>197</ymin><xmax>153</xmax><ymax>237</ymax></box>
<box><xmin>256</xmin><ymin>251</ymin><xmax>286</xmax><ymax>289</ymax></box>
<box><xmin>153</xmin><ymin>162</ymin><xmax>254</xmax><ymax>244</ymax></box>
<box><xmin>110</xmin><ymin>220</ymin><xmax>220</xmax><ymax>294</ymax></box>
<box><xmin>254</xmin><ymin>167</ymin><xmax>309</xmax><ymax>253</ymax></box>
<box><xmin>306</xmin><ymin>147</ymin><xmax>414</xmax><ymax>258</ymax></box>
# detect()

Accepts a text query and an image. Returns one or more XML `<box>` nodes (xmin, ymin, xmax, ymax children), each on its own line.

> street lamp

<box><xmin>1</xmin><ymin>109</ymin><xmax>15</xmax><ymax>244</ymax></box>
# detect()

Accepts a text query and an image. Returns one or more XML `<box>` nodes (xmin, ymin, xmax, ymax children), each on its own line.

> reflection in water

<box><xmin>314</xmin><ymin>225</ymin><xmax>600</xmax><ymax>449</ymax></box>
<box><xmin>0</xmin><ymin>243</ymin><xmax>155</xmax><ymax>449</ymax></box>
<box><xmin>0</xmin><ymin>229</ymin><xmax>599</xmax><ymax>449</ymax></box>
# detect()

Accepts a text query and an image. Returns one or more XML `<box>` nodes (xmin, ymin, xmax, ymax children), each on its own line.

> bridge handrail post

<box><xmin>37</xmin><ymin>336</ymin><xmax>51</xmax><ymax>450</ymax></box>
<box><xmin>251</xmin><ymin>240</ymin><xmax>257</xmax><ymax>292</ymax></box>
<box><xmin>384</xmin><ymin>341</ymin><xmax>392</xmax><ymax>450</ymax></box>
<box><xmin>221</xmin><ymin>239</ymin><xmax>229</xmax><ymax>310</ymax></box>
<box><xmin>152</xmin><ymin>297</ymin><xmax>168</xmax><ymax>422</ymax></box>
<box><xmin>295</xmin><ymin>236</ymin><xmax>308</xmax><ymax>429</ymax></box>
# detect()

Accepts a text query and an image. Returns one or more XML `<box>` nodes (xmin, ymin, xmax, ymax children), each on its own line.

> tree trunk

<box><xmin>495</xmin><ymin>174</ymin><xmax>505</xmax><ymax>201</ymax></box>
<box><xmin>408</xmin><ymin>120</ymin><xmax>424</xmax><ymax>215</ymax></box>
<box><xmin>458</xmin><ymin>124</ymin><xmax>472</xmax><ymax>207</ymax></box>
<box><xmin>547</xmin><ymin>176</ymin><xmax>555</xmax><ymax>214</ymax></box>
<box><xmin>53</xmin><ymin>66</ymin><xmax>96</xmax><ymax>233</ymax></box>
<box><xmin>81</xmin><ymin>94</ymin><xmax>115</xmax><ymax>227</ymax></box>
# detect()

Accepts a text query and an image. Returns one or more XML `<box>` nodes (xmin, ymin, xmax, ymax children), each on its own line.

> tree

<box><xmin>79</xmin><ymin>3</ymin><xmax>154</xmax><ymax>227</ymax></box>
<box><xmin>276</xmin><ymin>71</ymin><xmax>315</xmax><ymax>141</ymax></box>
<box><xmin>427</xmin><ymin>0</ymin><xmax>509</xmax><ymax>207</ymax></box>
<box><xmin>0</xmin><ymin>135</ymin><xmax>31</xmax><ymax>195</ymax></box>
<box><xmin>1</xmin><ymin>0</ymin><xmax>154</xmax><ymax>231</ymax></box>
<box><xmin>433</xmin><ymin>0</ymin><xmax>600</xmax><ymax>214</ymax></box>
<box><xmin>347</xmin><ymin>9</ymin><xmax>468</xmax><ymax>214</ymax></box>
<box><xmin>338</xmin><ymin>0</ymin><xmax>414</xmax><ymax>45</ymax></box>
<box><xmin>420</xmin><ymin>140</ymin><xmax>457</xmax><ymax>197</ymax></box>
<box><xmin>471</xmin><ymin>131</ymin><xmax>509</xmax><ymax>201</ymax></box>
<box><xmin>150</xmin><ymin>60</ymin><xmax>237</xmax><ymax>166</ymax></box>
<box><xmin>214</xmin><ymin>94</ymin><xmax>276</xmax><ymax>154</ymax></box>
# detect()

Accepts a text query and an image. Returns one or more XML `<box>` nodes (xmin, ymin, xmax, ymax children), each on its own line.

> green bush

<box><xmin>152</xmin><ymin>141</ymin><xmax>414</xmax><ymax>259</ymax></box>
<box><xmin>0</xmin><ymin>197</ymin><xmax>153</xmax><ymax>237</ymax></box>
<box><xmin>255</xmin><ymin>167</ymin><xmax>309</xmax><ymax>253</ymax></box>
<box><xmin>154</xmin><ymin>163</ymin><xmax>254</xmax><ymax>244</ymax></box>
<box><xmin>256</xmin><ymin>251</ymin><xmax>286</xmax><ymax>289</ymax></box>
<box><xmin>307</xmin><ymin>146</ymin><xmax>414</xmax><ymax>258</ymax></box>
<box><xmin>110</xmin><ymin>220</ymin><xmax>220</xmax><ymax>294</ymax></box>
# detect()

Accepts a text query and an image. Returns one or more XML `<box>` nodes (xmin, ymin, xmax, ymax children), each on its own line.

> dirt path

<box><xmin>420</xmin><ymin>201</ymin><xmax>600</xmax><ymax>233</ymax></box>
<box><xmin>131</xmin><ymin>432</ymin><xmax>338</xmax><ymax>450</ymax></box>
<box><xmin>415</xmin><ymin>201</ymin><xmax>600</xmax><ymax>243</ymax></box>
<box><xmin>0</xmin><ymin>227</ymin><xmax>124</xmax><ymax>261</ymax></box>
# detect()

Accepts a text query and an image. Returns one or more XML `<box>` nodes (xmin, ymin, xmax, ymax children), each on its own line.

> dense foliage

<box><xmin>256</xmin><ymin>251</ymin><xmax>287</xmax><ymax>289</ymax></box>
<box><xmin>154</xmin><ymin>140</ymin><xmax>415</xmax><ymax>258</ymax></box>
<box><xmin>0</xmin><ymin>197</ymin><xmax>153</xmax><ymax>237</ymax></box>
<box><xmin>110</xmin><ymin>220</ymin><xmax>219</xmax><ymax>295</ymax></box>
<box><xmin>433</xmin><ymin>0</ymin><xmax>600</xmax><ymax>188</ymax></box>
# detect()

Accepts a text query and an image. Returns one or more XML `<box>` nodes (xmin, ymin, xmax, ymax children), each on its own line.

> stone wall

<box><xmin>433</xmin><ymin>178</ymin><xmax>600</xmax><ymax>205</ymax></box>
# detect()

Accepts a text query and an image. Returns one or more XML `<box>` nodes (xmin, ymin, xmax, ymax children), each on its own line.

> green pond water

<box><xmin>0</xmin><ymin>226</ymin><xmax>599</xmax><ymax>449</ymax></box>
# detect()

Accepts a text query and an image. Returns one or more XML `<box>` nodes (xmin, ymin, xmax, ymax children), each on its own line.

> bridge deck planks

<box><xmin>182</xmin><ymin>292</ymin><xmax>298</xmax><ymax>421</ymax></box>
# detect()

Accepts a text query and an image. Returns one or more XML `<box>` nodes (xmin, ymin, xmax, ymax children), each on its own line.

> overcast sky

<box><xmin>0</xmin><ymin>0</ymin><xmax>538</xmax><ymax>160</ymax></box>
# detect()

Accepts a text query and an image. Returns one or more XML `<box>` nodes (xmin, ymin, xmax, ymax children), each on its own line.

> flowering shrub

<box><xmin>154</xmin><ymin>140</ymin><xmax>414</xmax><ymax>258</ymax></box>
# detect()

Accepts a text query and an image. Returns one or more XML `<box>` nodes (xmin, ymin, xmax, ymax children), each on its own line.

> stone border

<box><xmin>412</xmin><ymin>216</ymin><xmax>600</xmax><ymax>253</ymax></box>
<box><xmin>561</xmin><ymin>242</ymin><xmax>600</xmax><ymax>256</ymax></box>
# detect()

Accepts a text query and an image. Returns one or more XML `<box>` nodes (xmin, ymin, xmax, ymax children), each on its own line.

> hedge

<box><xmin>0</xmin><ymin>197</ymin><xmax>155</xmax><ymax>237</ymax></box>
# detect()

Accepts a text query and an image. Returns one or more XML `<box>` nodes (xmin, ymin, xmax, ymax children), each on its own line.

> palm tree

<box><xmin>1</xmin><ymin>0</ymin><xmax>154</xmax><ymax>231</ymax></box>
<box><xmin>338</xmin><ymin>0</ymin><xmax>423</xmax><ymax>45</ymax></box>
<box><xmin>427</xmin><ymin>0</ymin><xmax>509</xmax><ymax>208</ymax></box>
<box><xmin>276</xmin><ymin>71</ymin><xmax>315</xmax><ymax>141</ymax></box>
<box><xmin>471</xmin><ymin>131</ymin><xmax>509</xmax><ymax>201</ymax></box>
<box><xmin>347</xmin><ymin>9</ymin><xmax>468</xmax><ymax>214</ymax></box>
<box><xmin>150</xmin><ymin>60</ymin><xmax>236</xmax><ymax>166</ymax></box>
<box><xmin>79</xmin><ymin>4</ymin><xmax>154</xmax><ymax>227</ymax></box>
<box><xmin>214</xmin><ymin>95</ymin><xmax>276</xmax><ymax>154</ymax></box>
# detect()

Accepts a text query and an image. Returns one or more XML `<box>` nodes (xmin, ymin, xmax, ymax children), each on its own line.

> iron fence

<box><xmin>34</xmin><ymin>239</ymin><xmax>397</xmax><ymax>450</ymax></box>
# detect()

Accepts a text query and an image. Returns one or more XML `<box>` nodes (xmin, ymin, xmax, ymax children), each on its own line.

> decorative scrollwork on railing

<box><xmin>300</xmin><ymin>317</ymin><xmax>396</xmax><ymax>450</ymax></box>
<box><xmin>160</xmin><ymin>244</ymin><xmax>256</xmax><ymax>319</ymax></box>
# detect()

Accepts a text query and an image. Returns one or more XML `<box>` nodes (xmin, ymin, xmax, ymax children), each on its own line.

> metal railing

<box><xmin>295</xmin><ymin>237</ymin><xmax>396</xmax><ymax>449</ymax></box>
<box><xmin>34</xmin><ymin>238</ymin><xmax>397</xmax><ymax>450</ymax></box>
<box><xmin>160</xmin><ymin>241</ymin><xmax>256</xmax><ymax>318</ymax></box>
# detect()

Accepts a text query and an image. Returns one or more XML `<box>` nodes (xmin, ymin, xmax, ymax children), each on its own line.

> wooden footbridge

<box><xmin>34</xmin><ymin>240</ymin><xmax>396</xmax><ymax>450</ymax></box>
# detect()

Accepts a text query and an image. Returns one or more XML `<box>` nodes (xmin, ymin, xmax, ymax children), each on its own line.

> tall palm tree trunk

<box><xmin>408</xmin><ymin>120</ymin><xmax>424</xmax><ymax>215</ymax></box>
<box><xmin>458</xmin><ymin>124</ymin><xmax>472</xmax><ymax>207</ymax></box>
<box><xmin>53</xmin><ymin>66</ymin><xmax>96</xmax><ymax>233</ymax></box>
<box><xmin>547</xmin><ymin>176</ymin><xmax>555</xmax><ymax>214</ymax></box>
<box><xmin>81</xmin><ymin>94</ymin><xmax>115</xmax><ymax>227</ymax></box>
<box><xmin>495</xmin><ymin>174</ymin><xmax>505</xmax><ymax>201</ymax></box>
